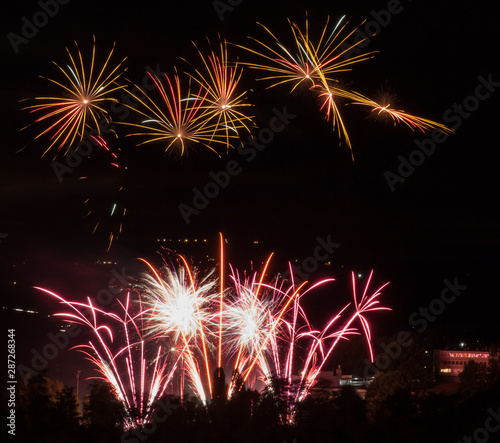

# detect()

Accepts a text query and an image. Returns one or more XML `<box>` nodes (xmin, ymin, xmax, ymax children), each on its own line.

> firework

<box><xmin>235</xmin><ymin>267</ymin><xmax>390</xmax><ymax>423</ymax></box>
<box><xmin>348</xmin><ymin>92</ymin><xmax>454</xmax><ymax>134</ymax></box>
<box><xmin>240</xmin><ymin>15</ymin><xmax>374</xmax><ymax>92</ymax></box>
<box><xmin>184</xmin><ymin>39</ymin><xmax>254</xmax><ymax>150</ymax></box>
<box><xmin>38</xmin><ymin>241</ymin><xmax>391</xmax><ymax>427</ymax></box>
<box><xmin>224</xmin><ymin>255</ymin><xmax>281</xmax><ymax>397</ymax></box>
<box><xmin>295</xmin><ymin>271</ymin><xmax>391</xmax><ymax>402</ymax></box>
<box><xmin>123</xmin><ymin>70</ymin><xmax>233</xmax><ymax>156</ymax></box>
<box><xmin>239</xmin><ymin>15</ymin><xmax>453</xmax><ymax>158</ymax></box>
<box><xmin>138</xmin><ymin>256</ymin><xmax>219</xmax><ymax>404</ymax></box>
<box><xmin>237</xmin><ymin>15</ymin><xmax>376</xmax><ymax>156</ymax></box>
<box><xmin>35</xmin><ymin>287</ymin><xmax>175</xmax><ymax>429</ymax></box>
<box><xmin>22</xmin><ymin>36</ymin><xmax>127</xmax><ymax>157</ymax></box>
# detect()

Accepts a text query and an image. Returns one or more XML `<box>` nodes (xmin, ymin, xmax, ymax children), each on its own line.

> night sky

<box><xmin>1</xmin><ymin>0</ymin><xmax>499</xmax><ymax>391</ymax></box>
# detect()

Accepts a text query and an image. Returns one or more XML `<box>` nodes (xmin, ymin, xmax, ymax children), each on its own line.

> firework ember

<box><xmin>23</xmin><ymin>36</ymin><xmax>127</xmax><ymax>157</ymax></box>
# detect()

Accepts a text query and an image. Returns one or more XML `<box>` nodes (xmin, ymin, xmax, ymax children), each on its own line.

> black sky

<box><xmin>1</xmin><ymin>0</ymin><xmax>499</xmax><ymax>387</ymax></box>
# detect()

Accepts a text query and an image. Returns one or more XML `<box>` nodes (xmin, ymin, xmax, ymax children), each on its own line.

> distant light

<box><xmin>253</xmin><ymin>240</ymin><xmax>259</xmax><ymax>244</ymax></box>
<box><xmin>357</xmin><ymin>273</ymin><xmax>362</xmax><ymax>278</ymax></box>
<box><xmin>460</xmin><ymin>342</ymin><xmax>466</xmax><ymax>348</ymax></box>
<box><xmin>11</xmin><ymin>307</ymin><xmax>38</xmax><ymax>314</ymax></box>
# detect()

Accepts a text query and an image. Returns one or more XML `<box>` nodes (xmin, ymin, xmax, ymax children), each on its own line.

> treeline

<box><xmin>5</xmin><ymin>350</ymin><xmax>500</xmax><ymax>442</ymax></box>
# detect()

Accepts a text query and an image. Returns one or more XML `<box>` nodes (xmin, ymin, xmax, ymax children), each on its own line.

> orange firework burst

<box><xmin>240</xmin><ymin>14</ymin><xmax>453</xmax><ymax>158</ymax></box>
<box><xmin>123</xmin><ymin>70</ymin><xmax>233</xmax><ymax>156</ymax></box>
<box><xmin>239</xmin><ymin>14</ymin><xmax>375</xmax><ymax>93</ymax></box>
<box><xmin>239</xmin><ymin>14</ymin><xmax>377</xmax><ymax>157</ymax></box>
<box><xmin>22</xmin><ymin>36</ymin><xmax>127</xmax><ymax>157</ymax></box>
<box><xmin>184</xmin><ymin>38</ymin><xmax>255</xmax><ymax>151</ymax></box>
<box><xmin>348</xmin><ymin>91</ymin><xmax>455</xmax><ymax>134</ymax></box>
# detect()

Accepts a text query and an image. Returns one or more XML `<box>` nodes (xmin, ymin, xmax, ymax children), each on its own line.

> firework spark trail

<box><xmin>238</xmin><ymin>15</ymin><xmax>376</xmax><ymax>158</ymax></box>
<box><xmin>297</xmin><ymin>271</ymin><xmax>390</xmax><ymax>403</ymax></box>
<box><xmin>255</xmin><ymin>278</ymin><xmax>344</xmax><ymax>417</ymax></box>
<box><xmin>82</xmin><ymin>172</ymin><xmax>127</xmax><ymax>253</ymax></box>
<box><xmin>37</xmin><ymin>242</ymin><xmax>391</xmax><ymax>427</ymax></box>
<box><xmin>185</xmin><ymin>39</ymin><xmax>254</xmax><ymax>151</ymax></box>
<box><xmin>89</xmin><ymin>134</ymin><xmax>121</xmax><ymax>168</ymax></box>
<box><xmin>123</xmin><ymin>70</ymin><xmax>232</xmax><ymax>156</ymax></box>
<box><xmin>83</xmin><ymin>144</ymin><xmax>126</xmax><ymax>247</ymax></box>
<box><xmin>239</xmin><ymin>14</ymin><xmax>452</xmax><ymax>158</ymax></box>
<box><xmin>22</xmin><ymin>36</ymin><xmax>127</xmax><ymax>157</ymax></box>
<box><xmin>239</xmin><ymin>15</ymin><xmax>374</xmax><ymax>91</ymax></box>
<box><xmin>224</xmin><ymin>261</ymin><xmax>279</xmax><ymax>397</ymax></box>
<box><xmin>218</xmin><ymin>233</ymin><xmax>224</xmax><ymax>369</ymax></box>
<box><xmin>347</xmin><ymin>92</ymin><xmax>455</xmax><ymax>134</ymax></box>
<box><xmin>178</xmin><ymin>254</ymin><xmax>214</xmax><ymax>398</ymax></box>
<box><xmin>239</xmin><ymin>280</ymin><xmax>309</xmax><ymax>387</ymax></box>
<box><xmin>227</xmin><ymin>253</ymin><xmax>275</xmax><ymax>381</ymax></box>
<box><xmin>138</xmin><ymin>257</ymin><xmax>218</xmax><ymax>403</ymax></box>
<box><xmin>225</xmin><ymin>268</ymin><xmax>389</xmax><ymax>423</ymax></box>
<box><xmin>35</xmin><ymin>287</ymin><xmax>173</xmax><ymax>429</ymax></box>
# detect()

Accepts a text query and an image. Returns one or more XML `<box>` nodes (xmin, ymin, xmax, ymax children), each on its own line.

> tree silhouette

<box><xmin>83</xmin><ymin>381</ymin><xmax>125</xmax><ymax>443</ymax></box>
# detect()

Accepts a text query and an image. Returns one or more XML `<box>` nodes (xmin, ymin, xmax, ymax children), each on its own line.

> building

<box><xmin>293</xmin><ymin>366</ymin><xmax>373</xmax><ymax>400</ymax></box>
<box><xmin>434</xmin><ymin>349</ymin><xmax>490</xmax><ymax>382</ymax></box>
